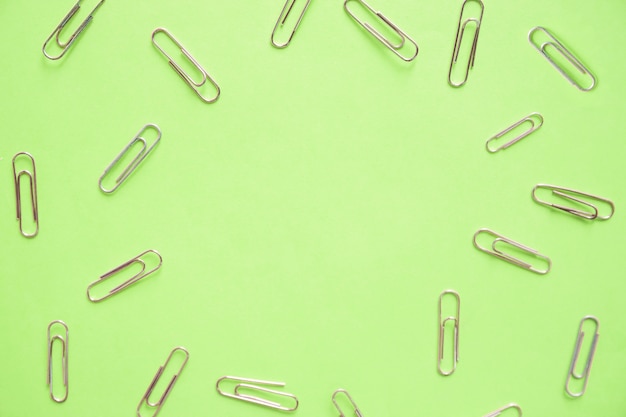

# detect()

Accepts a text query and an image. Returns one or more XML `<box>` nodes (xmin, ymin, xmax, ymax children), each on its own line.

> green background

<box><xmin>1</xmin><ymin>0</ymin><xmax>625</xmax><ymax>415</ymax></box>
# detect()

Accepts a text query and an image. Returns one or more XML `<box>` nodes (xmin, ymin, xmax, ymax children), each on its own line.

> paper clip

<box><xmin>565</xmin><ymin>316</ymin><xmax>599</xmax><ymax>397</ymax></box>
<box><xmin>448</xmin><ymin>0</ymin><xmax>484</xmax><ymax>87</ymax></box>
<box><xmin>216</xmin><ymin>376</ymin><xmax>299</xmax><ymax>411</ymax></box>
<box><xmin>87</xmin><ymin>250</ymin><xmax>162</xmax><ymax>302</ymax></box>
<box><xmin>473</xmin><ymin>229</ymin><xmax>551</xmax><ymax>275</ymax></box>
<box><xmin>438</xmin><ymin>290</ymin><xmax>460</xmax><ymax>376</ymax></box>
<box><xmin>152</xmin><ymin>28</ymin><xmax>221</xmax><ymax>103</ymax></box>
<box><xmin>482</xmin><ymin>404</ymin><xmax>522</xmax><ymax>417</ymax></box>
<box><xmin>42</xmin><ymin>0</ymin><xmax>106</xmax><ymax>60</ymax></box>
<box><xmin>98</xmin><ymin>124</ymin><xmax>161</xmax><ymax>193</ymax></box>
<box><xmin>486</xmin><ymin>113</ymin><xmax>543</xmax><ymax>153</ymax></box>
<box><xmin>528</xmin><ymin>26</ymin><xmax>596</xmax><ymax>91</ymax></box>
<box><xmin>332</xmin><ymin>389</ymin><xmax>363</xmax><ymax>417</ymax></box>
<box><xmin>47</xmin><ymin>320</ymin><xmax>69</xmax><ymax>403</ymax></box>
<box><xmin>137</xmin><ymin>347</ymin><xmax>189</xmax><ymax>417</ymax></box>
<box><xmin>343</xmin><ymin>0</ymin><xmax>418</xmax><ymax>62</ymax></box>
<box><xmin>532</xmin><ymin>184</ymin><xmax>614</xmax><ymax>220</ymax></box>
<box><xmin>13</xmin><ymin>152</ymin><xmax>39</xmax><ymax>238</ymax></box>
<box><xmin>271</xmin><ymin>0</ymin><xmax>312</xmax><ymax>48</ymax></box>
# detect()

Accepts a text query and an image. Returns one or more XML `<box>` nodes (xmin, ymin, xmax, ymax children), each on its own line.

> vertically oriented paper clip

<box><xmin>473</xmin><ymin>229</ymin><xmax>551</xmax><ymax>274</ymax></box>
<box><xmin>137</xmin><ymin>347</ymin><xmax>189</xmax><ymax>417</ymax></box>
<box><xmin>216</xmin><ymin>376</ymin><xmax>299</xmax><ymax>411</ymax></box>
<box><xmin>332</xmin><ymin>389</ymin><xmax>363</xmax><ymax>417</ymax></box>
<box><xmin>486</xmin><ymin>113</ymin><xmax>543</xmax><ymax>153</ymax></box>
<box><xmin>98</xmin><ymin>124</ymin><xmax>161</xmax><ymax>193</ymax></box>
<box><xmin>482</xmin><ymin>403</ymin><xmax>522</xmax><ymax>417</ymax></box>
<box><xmin>343</xmin><ymin>0</ymin><xmax>418</xmax><ymax>62</ymax></box>
<box><xmin>271</xmin><ymin>0</ymin><xmax>312</xmax><ymax>48</ymax></box>
<box><xmin>13</xmin><ymin>152</ymin><xmax>39</xmax><ymax>238</ymax></box>
<box><xmin>448</xmin><ymin>0</ymin><xmax>484</xmax><ymax>87</ymax></box>
<box><xmin>528</xmin><ymin>26</ymin><xmax>596</xmax><ymax>91</ymax></box>
<box><xmin>47</xmin><ymin>320</ymin><xmax>69</xmax><ymax>403</ymax></box>
<box><xmin>152</xmin><ymin>28</ymin><xmax>221</xmax><ymax>103</ymax></box>
<box><xmin>87</xmin><ymin>249</ymin><xmax>163</xmax><ymax>302</ymax></box>
<box><xmin>532</xmin><ymin>184</ymin><xmax>615</xmax><ymax>220</ymax></box>
<box><xmin>42</xmin><ymin>0</ymin><xmax>106</xmax><ymax>60</ymax></box>
<box><xmin>438</xmin><ymin>290</ymin><xmax>460</xmax><ymax>376</ymax></box>
<box><xmin>565</xmin><ymin>316</ymin><xmax>599</xmax><ymax>397</ymax></box>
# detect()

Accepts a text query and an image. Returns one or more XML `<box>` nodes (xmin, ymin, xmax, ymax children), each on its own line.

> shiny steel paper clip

<box><xmin>42</xmin><ymin>0</ymin><xmax>106</xmax><ymax>60</ymax></box>
<box><xmin>486</xmin><ymin>113</ymin><xmax>543</xmax><ymax>153</ymax></box>
<box><xmin>98</xmin><ymin>124</ymin><xmax>161</xmax><ymax>193</ymax></box>
<box><xmin>47</xmin><ymin>320</ymin><xmax>69</xmax><ymax>403</ymax></box>
<box><xmin>344</xmin><ymin>0</ymin><xmax>418</xmax><ymax>62</ymax></box>
<box><xmin>332</xmin><ymin>389</ymin><xmax>363</xmax><ymax>417</ymax></box>
<box><xmin>87</xmin><ymin>250</ymin><xmax>162</xmax><ymax>302</ymax></box>
<box><xmin>565</xmin><ymin>316</ymin><xmax>599</xmax><ymax>397</ymax></box>
<box><xmin>473</xmin><ymin>229</ymin><xmax>551</xmax><ymax>275</ymax></box>
<box><xmin>448</xmin><ymin>0</ymin><xmax>484</xmax><ymax>87</ymax></box>
<box><xmin>532</xmin><ymin>184</ymin><xmax>615</xmax><ymax>220</ymax></box>
<box><xmin>482</xmin><ymin>404</ymin><xmax>522</xmax><ymax>417</ymax></box>
<box><xmin>271</xmin><ymin>0</ymin><xmax>312</xmax><ymax>48</ymax></box>
<box><xmin>13</xmin><ymin>152</ymin><xmax>39</xmax><ymax>238</ymax></box>
<box><xmin>137</xmin><ymin>347</ymin><xmax>189</xmax><ymax>417</ymax></box>
<box><xmin>216</xmin><ymin>376</ymin><xmax>299</xmax><ymax>411</ymax></box>
<box><xmin>152</xmin><ymin>28</ymin><xmax>221</xmax><ymax>103</ymax></box>
<box><xmin>438</xmin><ymin>290</ymin><xmax>460</xmax><ymax>376</ymax></box>
<box><xmin>528</xmin><ymin>26</ymin><xmax>596</xmax><ymax>91</ymax></box>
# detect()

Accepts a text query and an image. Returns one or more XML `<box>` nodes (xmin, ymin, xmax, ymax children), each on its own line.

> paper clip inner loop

<box><xmin>473</xmin><ymin>229</ymin><xmax>551</xmax><ymax>275</ymax></box>
<box><xmin>271</xmin><ymin>0</ymin><xmax>312</xmax><ymax>48</ymax></box>
<box><xmin>47</xmin><ymin>320</ymin><xmax>69</xmax><ymax>403</ymax></box>
<box><xmin>438</xmin><ymin>290</ymin><xmax>460</xmax><ymax>376</ymax></box>
<box><xmin>532</xmin><ymin>184</ymin><xmax>614</xmax><ymax>220</ymax></box>
<box><xmin>332</xmin><ymin>389</ymin><xmax>363</xmax><ymax>417</ymax></box>
<box><xmin>482</xmin><ymin>403</ymin><xmax>522</xmax><ymax>417</ymax></box>
<box><xmin>448</xmin><ymin>0</ymin><xmax>484</xmax><ymax>87</ymax></box>
<box><xmin>216</xmin><ymin>376</ymin><xmax>299</xmax><ymax>411</ymax></box>
<box><xmin>565</xmin><ymin>316</ymin><xmax>599</xmax><ymax>397</ymax></box>
<box><xmin>12</xmin><ymin>152</ymin><xmax>39</xmax><ymax>238</ymax></box>
<box><xmin>486</xmin><ymin>113</ymin><xmax>543</xmax><ymax>153</ymax></box>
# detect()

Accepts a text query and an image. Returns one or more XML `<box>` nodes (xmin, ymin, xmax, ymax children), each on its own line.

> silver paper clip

<box><xmin>332</xmin><ymin>389</ymin><xmax>363</xmax><ymax>417</ymax></box>
<box><xmin>344</xmin><ymin>0</ymin><xmax>418</xmax><ymax>62</ymax></box>
<box><xmin>42</xmin><ymin>0</ymin><xmax>106</xmax><ymax>60</ymax></box>
<box><xmin>448</xmin><ymin>0</ymin><xmax>484</xmax><ymax>87</ymax></box>
<box><xmin>216</xmin><ymin>376</ymin><xmax>299</xmax><ymax>411</ymax></box>
<box><xmin>98</xmin><ymin>124</ymin><xmax>161</xmax><ymax>193</ymax></box>
<box><xmin>486</xmin><ymin>113</ymin><xmax>543</xmax><ymax>153</ymax></box>
<box><xmin>137</xmin><ymin>347</ymin><xmax>189</xmax><ymax>417</ymax></box>
<box><xmin>473</xmin><ymin>229</ymin><xmax>551</xmax><ymax>275</ymax></box>
<box><xmin>271</xmin><ymin>0</ymin><xmax>312</xmax><ymax>48</ymax></box>
<box><xmin>482</xmin><ymin>404</ymin><xmax>522</xmax><ymax>417</ymax></box>
<box><xmin>47</xmin><ymin>320</ymin><xmax>69</xmax><ymax>403</ymax></box>
<box><xmin>528</xmin><ymin>26</ymin><xmax>596</xmax><ymax>91</ymax></box>
<box><xmin>13</xmin><ymin>152</ymin><xmax>39</xmax><ymax>238</ymax></box>
<box><xmin>152</xmin><ymin>28</ymin><xmax>221</xmax><ymax>103</ymax></box>
<box><xmin>565</xmin><ymin>316</ymin><xmax>599</xmax><ymax>397</ymax></box>
<box><xmin>532</xmin><ymin>184</ymin><xmax>615</xmax><ymax>220</ymax></box>
<box><xmin>438</xmin><ymin>290</ymin><xmax>460</xmax><ymax>376</ymax></box>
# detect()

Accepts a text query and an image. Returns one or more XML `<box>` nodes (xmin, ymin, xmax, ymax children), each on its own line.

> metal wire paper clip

<box><xmin>216</xmin><ymin>376</ymin><xmax>299</xmax><ymax>411</ymax></box>
<box><xmin>448</xmin><ymin>0</ymin><xmax>484</xmax><ymax>87</ymax></box>
<box><xmin>473</xmin><ymin>229</ymin><xmax>551</xmax><ymax>274</ymax></box>
<box><xmin>438</xmin><ymin>290</ymin><xmax>460</xmax><ymax>376</ymax></box>
<box><xmin>532</xmin><ymin>184</ymin><xmax>615</xmax><ymax>220</ymax></box>
<box><xmin>332</xmin><ymin>389</ymin><xmax>363</xmax><ymax>417</ymax></box>
<box><xmin>565</xmin><ymin>316</ymin><xmax>599</xmax><ymax>397</ymax></box>
<box><xmin>271</xmin><ymin>0</ymin><xmax>312</xmax><ymax>48</ymax></box>
<box><xmin>482</xmin><ymin>404</ymin><xmax>522</xmax><ymax>417</ymax></box>
<box><xmin>486</xmin><ymin>113</ymin><xmax>543</xmax><ymax>153</ymax></box>
<box><xmin>47</xmin><ymin>320</ymin><xmax>69</xmax><ymax>403</ymax></box>
<box><xmin>12</xmin><ymin>152</ymin><xmax>39</xmax><ymax>238</ymax></box>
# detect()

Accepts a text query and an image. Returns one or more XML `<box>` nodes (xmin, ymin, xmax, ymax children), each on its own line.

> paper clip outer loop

<box><xmin>448</xmin><ymin>0</ymin><xmax>484</xmax><ymax>87</ymax></box>
<box><xmin>532</xmin><ymin>184</ymin><xmax>615</xmax><ymax>221</ymax></box>
<box><xmin>528</xmin><ymin>26</ymin><xmax>596</xmax><ymax>92</ymax></box>
<box><xmin>47</xmin><ymin>320</ymin><xmax>69</xmax><ymax>403</ymax></box>
<box><xmin>98</xmin><ymin>124</ymin><xmax>162</xmax><ymax>194</ymax></box>
<box><xmin>565</xmin><ymin>316</ymin><xmax>600</xmax><ymax>398</ymax></box>
<box><xmin>473</xmin><ymin>229</ymin><xmax>551</xmax><ymax>275</ymax></box>
<box><xmin>483</xmin><ymin>403</ymin><xmax>522</xmax><ymax>417</ymax></box>
<box><xmin>12</xmin><ymin>152</ymin><xmax>39</xmax><ymax>238</ymax></box>
<box><xmin>343</xmin><ymin>0</ymin><xmax>418</xmax><ymax>62</ymax></box>
<box><xmin>271</xmin><ymin>0</ymin><xmax>312</xmax><ymax>48</ymax></box>
<box><xmin>486</xmin><ymin>113</ymin><xmax>543</xmax><ymax>153</ymax></box>
<box><xmin>87</xmin><ymin>249</ymin><xmax>163</xmax><ymax>302</ymax></box>
<box><xmin>332</xmin><ymin>389</ymin><xmax>363</xmax><ymax>417</ymax></box>
<box><xmin>216</xmin><ymin>376</ymin><xmax>299</xmax><ymax>411</ymax></box>
<box><xmin>438</xmin><ymin>290</ymin><xmax>460</xmax><ymax>376</ymax></box>
<box><xmin>42</xmin><ymin>0</ymin><xmax>106</xmax><ymax>60</ymax></box>
<box><xmin>151</xmin><ymin>28</ymin><xmax>221</xmax><ymax>103</ymax></box>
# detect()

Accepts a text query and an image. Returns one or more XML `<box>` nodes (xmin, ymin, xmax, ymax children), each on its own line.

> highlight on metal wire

<box><xmin>271</xmin><ymin>0</ymin><xmax>312</xmax><ymax>48</ymax></box>
<box><xmin>98</xmin><ymin>124</ymin><xmax>161</xmax><ymax>193</ymax></box>
<box><xmin>473</xmin><ymin>229</ymin><xmax>551</xmax><ymax>275</ymax></box>
<box><xmin>216</xmin><ymin>376</ymin><xmax>299</xmax><ymax>411</ymax></box>
<box><xmin>448</xmin><ymin>0</ymin><xmax>484</xmax><ymax>87</ymax></box>
<box><xmin>482</xmin><ymin>403</ymin><xmax>522</xmax><ymax>417</ymax></box>
<box><xmin>343</xmin><ymin>0</ymin><xmax>418</xmax><ymax>62</ymax></box>
<box><xmin>42</xmin><ymin>0</ymin><xmax>106</xmax><ymax>60</ymax></box>
<box><xmin>565</xmin><ymin>316</ymin><xmax>599</xmax><ymax>397</ymax></box>
<box><xmin>332</xmin><ymin>389</ymin><xmax>363</xmax><ymax>417</ymax></box>
<box><xmin>12</xmin><ymin>152</ymin><xmax>39</xmax><ymax>238</ymax></box>
<box><xmin>47</xmin><ymin>320</ymin><xmax>69</xmax><ymax>403</ymax></box>
<box><xmin>486</xmin><ymin>113</ymin><xmax>543</xmax><ymax>153</ymax></box>
<box><xmin>152</xmin><ymin>28</ymin><xmax>221</xmax><ymax>103</ymax></box>
<box><xmin>137</xmin><ymin>347</ymin><xmax>189</xmax><ymax>417</ymax></box>
<box><xmin>87</xmin><ymin>250</ymin><xmax>163</xmax><ymax>302</ymax></box>
<box><xmin>532</xmin><ymin>184</ymin><xmax>615</xmax><ymax>220</ymax></box>
<box><xmin>438</xmin><ymin>290</ymin><xmax>460</xmax><ymax>376</ymax></box>
<box><xmin>528</xmin><ymin>26</ymin><xmax>596</xmax><ymax>92</ymax></box>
